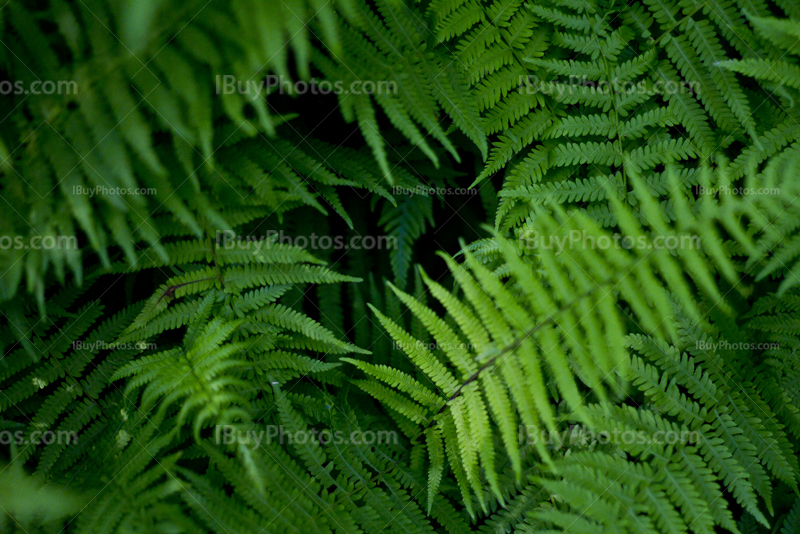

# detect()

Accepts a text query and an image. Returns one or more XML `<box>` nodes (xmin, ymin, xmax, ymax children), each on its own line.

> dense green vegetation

<box><xmin>2</xmin><ymin>0</ymin><xmax>800</xmax><ymax>532</ymax></box>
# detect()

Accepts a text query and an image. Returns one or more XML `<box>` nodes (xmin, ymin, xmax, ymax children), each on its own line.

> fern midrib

<box><xmin>418</xmin><ymin>284</ymin><xmax>601</xmax><ymax>437</ymax></box>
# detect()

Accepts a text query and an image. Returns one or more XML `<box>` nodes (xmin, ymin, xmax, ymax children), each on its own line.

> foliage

<box><xmin>2</xmin><ymin>1</ymin><xmax>800</xmax><ymax>533</ymax></box>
